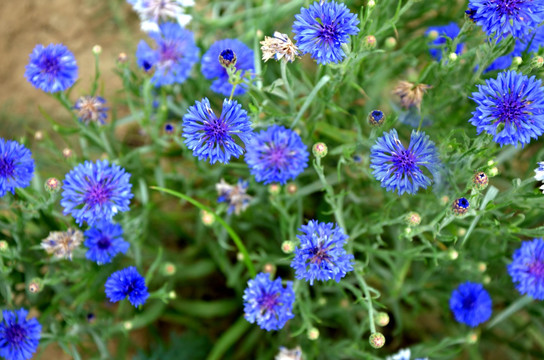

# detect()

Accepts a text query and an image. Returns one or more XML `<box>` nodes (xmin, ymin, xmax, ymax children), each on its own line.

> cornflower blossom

<box><xmin>74</xmin><ymin>96</ymin><xmax>108</xmax><ymax>125</ymax></box>
<box><xmin>467</xmin><ymin>0</ymin><xmax>544</xmax><ymax>40</ymax></box>
<box><xmin>393</xmin><ymin>81</ymin><xmax>432</xmax><ymax>110</ymax></box>
<box><xmin>426</xmin><ymin>22</ymin><xmax>464</xmax><ymax>61</ymax></box>
<box><xmin>386</xmin><ymin>349</ymin><xmax>428</xmax><ymax>360</ymax></box>
<box><xmin>61</xmin><ymin>160</ymin><xmax>133</xmax><ymax>226</ymax></box>
<box><xmin>260</xmin><ymin>32</ymin><xmax>300</xmax><ymax>63</ymax></box>
<box><xmin>84</xmin><ymin>221</ymin><xmax>130</xmax><ymax>265</ymax></box>
<box><xmin>292</xmin><ymin>0</ymin><xmax>359</xmax><ymax>64</ymax></box>
<box><xmin>508</xmin><ymin>238</ymin><xmax>544</xmax><ymax>300</ymax></box>
<box><xmin>136</xmin><ymin>22</ymin><xmax>199</xmax><ymax>87</ymax></box>
<box><xmin>105</xmin><ymin>266</ymin><xmax>149</xmax><ymax>307</ymax></box>
<box><xmin>485</xmin><ymin>26</ymin><xmax>544</xmax><ymax>72</ymax></box>
<box><xmin>291</xmin><ymin>220</ymin><xmax>354</xmax><ymax>285</ymax></box>
<box><xmin>127</xmin><ymin>0</ymin><xmax>194</xmax><ymax>32</ymax></box>
<box><xmin>24</xmin><ymin>44</ymin><xmax>78</xmax><ymax>93</ymax></box>
<box><xmin>370</xmin><ymin>129</ymin><xmax>440</xmax><ymax>195</ymax></box>
<box><xmin>0</xmin><ymin>309</ymin><xmax>41</xmax><ymax>360</ymax></box>
<box><xmin>470</xmin><ymin>70</ymin><xmax>544</xmax><ymax>147</ymax></box>
<box><xmin>0</xmin><ymin>139</ymin><xmax>35</xmax><ymax>198</ymax></box>
<box><xmin>245</xmin><ymin>125</ymin><xmax>309</xmax><ymax>185</ymax></box>
<box><xmin>534</xmin><ymin>162</ymin><xmax>544</xmax><ymax>193</ymax></box>
<box><xmin>216</xmin><ymin>179</ymin><xmax>252</xmax><ymax>215</ymax></box>
<box><xmin>449</xmin><ymin>282</ymin><xmax>492</xmax><ymax>327</ymax></box>
<box><xmin>41</xmin><ymin>228</ymin><xmax>84</xmax><ymax>260</ymax></box>
<box><xmin>243</xmin><ymin>272</ymin><xmax>295</xmax><ymax>331</ymax></box>
<box><xmin>182</xmin><ymin>98</ymin><xmax>253</xmax><ymax>164</ymax></box>
<box><xmin>201</xmin><ymin>39</ymin><xmax>255</xmax><ymax>96</ymax></box>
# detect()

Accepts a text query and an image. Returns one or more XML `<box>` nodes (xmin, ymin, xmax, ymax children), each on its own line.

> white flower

<box><xmin>534</xmin><ymin>162</ymin><xmax>544</xmax><ymax>193</ymax></box>
<box><xmin>128</xmin><ymin>0</ymin><xmax>194</xmax><ymax>32</ymax></box>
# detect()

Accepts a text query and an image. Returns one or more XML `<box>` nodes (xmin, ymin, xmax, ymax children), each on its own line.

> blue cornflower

<box><xmin>74</xmin><ymin>96</ymin><xmax>108</xmax><ymax>125</ymax></box>
<box><xmin>485</xmin><ymin>26</ymin><xmax>544</xmax><ymax>72</ymax></box>
<box><xmin>61</xmin><ymin>160</ymin><xmax>133</xmax><ymax>226</ymax></box>
<box><xmin>105</xmin><ymin>266</ymin><xmax>149</xmax><ymax>307</ymax></box>
<box><xmin>508</xmin><ymin>238</ymin><xmax>544</xmax><ymax>300</ymax></box>
<box><xmin>243</xmin><ymin>272</ymin><xmax>295</xmax><ymax>331</ymax></box>
<box><xmin>467</xmin><ymin>0</ymin><xmax>544</xmax><ymax>40</ymax></box>
<box><xmin>0</xmin><ymin>308</ymin><xmax>41</xmax><ymax>360</ymax></box>
<box><xmin>84</xmin><ymin>221</ymin><xmax>130</xmax><ymax>265</ymax></box>
<box><xmin>386</xmin><ymin>349</ymin><xmax>428</xmax><ymax>360</ymax></box>
<box><xmin>0</xmin><ymin>139</ymin><xmax>34</xmax><ymax>198</ymax></box>
<box><xmin>245</xmin><ymin>125</ymin><xmax>309</xmax><ymax>185</ymax></box>
<box><xmin>292</xmin><ymin>0</ymin><xmax>360</xmax><ymax>65</ymax></box>
<box><xmin>201</xmin><ymin>39</ymin><xmax>255</xmax><ymax>96</ymax></box>
<box><xmin>127</xmin><ymin>0</ymin><xmax>194</xmax><ymax>33</ymax></box>
<box><xmin>470</xmin><ymin>70</ymin><xmax>544</xmax><ymax>147</ymax></box>
<box><xmin>136</xmin><ymin>22</ymin><xmax>199</xmax><ymax>87</ymax></box>
<box><xmin>426</xmin><ymin>22</ymin><xmax>464</xmax><ymax>61</ymax></box>
<box><xmin>182</xmin><ymin>98</ymin><xmax>253</xmax><ymax>164</ymax></box>
<box><xmin>291</xmin><ymin>220</ymin><xmax>354</xmax><ymax>285</ymax></box>
<box><xmin>370</xmin><ymin>129</ymin><xmax>440</xmax><ymax>195</ymax></box>
<box><xmin>449</xmin><ymin>282</ymin><xmax>492</xmax><ymax>327</ymax></box>
<box><xmin>24</xmin><ymin>44</ymin><xmax>78</xmax><ymax>93</ymax></box>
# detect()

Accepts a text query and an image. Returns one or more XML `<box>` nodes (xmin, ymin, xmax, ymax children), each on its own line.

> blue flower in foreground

<box><xmin>449</xmin><ymin>282</ymin><xmax>492</xmax><ymax>327</ymax></box>
<box><xmin>245</xmin><ymin>125</ymin><xmax>309</xmax><ymax>185</ymax></box>
<box><xmin>84</xmin><ymin>221</ymin><xmax>130</xmax><ymax>265</ymax></box>
<box><xmin>182</xmin><ymin>98</ymin><xmax>253</xmax><ymax>164</ymax></box>
<box><xmin>243</xmin><ymin>272</ymin><xmax>295</xmax><ymax>331</ymax></box>
<box><xmin>136</xmin><ymin>22</ymin><xmax>199</xmax><ymax>87</ymax></box>
<box><xmin>74</xmin><ymin>96</ymin><xmax>108</xmax><ymax>125</ymax></box>
<box><xmin>508</xmin><ymin>238</ymin><xmax>544</xmax><ymax>300</ymax></box>
<box><xmin>426</xmin><ymin>22</ymin><xmax>464</xmax><ymax>61</ymax></box>
<box><xmin>291</xmin><ymin>220</ymin><xmax>354</xmax><ymax>286</ymax></box>
<box><xmin>0</xmin><ymin>308</ymin><xmax>41</xmax><ymax>360</ymax></box>
<box><xmin>61</xmin><ymin>160</ymin><xmax>133</xmax><ymax>226</ymax></box>
<box><xmin>127</xmin><ymin>0</ymin><xmax>194</xmax><ymax>33</ymax></box>
<box><xmin>201</xmin><ymin>39</ymin><xmax>254</xmax><ymax>96</ymax></box>
<box><xmin>105</xmin><ymin>266</ymin><xmax>149</xmax><ymax>307</ymax></box>
<box><xmin>467</xmin><ymin>0</ymin><xmax>544</xmax><ymax>40</ymax></box>
<box><xmin>24</xmin><ymin>44</ymin><xmax>78</xmax><ymax>93</ymax></box>
<box><xmin>370</xmin><ymin>129</ymin><xmax>440</xmax><ymax>195</ymax></box>
<box><xmin>292</xmin><ymin>0</ymin><xmax>359</xmax><ymax>65</ymax></box>
<box><xmin>470</xmin><ymin>70</ymin><xmax>544</xmax><ymax>147</ymax></box>
<box><xmin>386</xmin><ymin>349</ymin><xmax>428</xmax><ymax>360</ymax></box>
<box><xmin>0</xmin><ymin>139</ymin><xmax>34</xmax><ymax>198</ymax></box>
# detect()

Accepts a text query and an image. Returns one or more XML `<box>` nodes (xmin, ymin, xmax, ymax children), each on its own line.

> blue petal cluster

<box><xmin>24</xmin><ymin>44</ymin><xmax>78</xmax><ymax>93</ymax></box>
<box><xmin>105</xmin><ymin>266</ymin><xmax>149</xmax><ymax>307</ymax></box>
<box><xmin>449</xmin><ymin>282</ymin><xmax>492</xmax><ymax>327</ymax></box>
<box><xmin>508</xmin><ymin>238</ymin><xmax>544</xmax><ymax>300</ymax></box>
<box><xmin>292</xmin><ymin>0</ymin><xmax>359</xmax><ymax>65</ymax></box>
<box><xmin>470</xmin><ymin>70</ymin><xmax>544</xmax><ymax>147</ymax></box>
<box><xmin>0</xmin><ymin>139</ymin><xmax>34</xmax><ymax>198</ymax></box>
<box><xmin>201</xmin><ymin>39</ymin><xmax>254</xmax><ymax>96</ymax></box>
<box><xmin>370</xmin><ymin>129</ymin><xmax>440</xmax><ymax>195</ymax></box>
<box><xmin>0</xmin><ymin>308</ymin><xmax>41</xmax><ymax>360</ymax></box>
<box><xmin>245</xmin><ymin>125</ymin><xmax>309</xmax><ymax>185</ymax></box>
<box><xmin>426</xmin><ymin>22</ymin><xmax>464</xmax><ymax>61</ymax></box>
<box><xmin>291</xmin><ymin>220</ymin><xmax>354</xmax><ymax>285</ymax></box>
<box><xmin>84</xmin><ymin>221</ymin><xmax>130</xmax><ymax>265</ymax></box>
<box><xmin>243</xmin><ymin>272</ymin><xmax>295</xmax><ymax>331</ymax></box>
<box><xmin>136</xmin><ymin>22</ymin><xmax>199</xmax><ymax>87</ymax></box>
<box><xmin>182</xmin><ymin>98</ymin><xmax>253</xmax><ymax>164</ymax></box>
<box><xmin>61</xmin><ymin>160</ymin><xmax>133</xmax><ymax>226</ymax></box>
<box><xmin>467</xmin><ymin>0</ymin><xmax>544</xmax><ymax>40</ymax></box>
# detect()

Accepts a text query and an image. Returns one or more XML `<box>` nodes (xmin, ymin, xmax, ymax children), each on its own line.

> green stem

<box><xmin>291</xmin><ymin>75</ymin><xmax>330</xmax><ymax>128</ymax></box>
<box><xmin>355</xmin><ymin>271</ymin><xmax>376</xmax><ymax>334</ymax></box>
<box><xmin>280</xmin><ymin>61</ymin><xmax>295</xmax><ymax>114</ymax></box>
<box><xmin>313</xmin><ymin>157</ymin><xmax>346</xmax><ymax>231</ymax></box>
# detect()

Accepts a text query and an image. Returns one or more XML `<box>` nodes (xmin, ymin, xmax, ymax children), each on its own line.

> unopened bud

<box><xmin>287</xmin><ymin>183</ymin><xmax>297</xmax><ymax>195</ymax></box>
<box><xmin>448</xmin><ymin>249</ymin><xmax>459</xmax><ymax>260</ymax></box>
<box><xmin>124</xmin><ymin>321</ymin><xmax>133</xmax><ymax>330</ymax></box>
<box><xmin>369</xmin><ymin>332</ymin><xmax>385</xmax><ymax>349</ymax></box>
<box><xmin>168</xmin><ymin>291</ymin><xmax>176</xmax><ymax>299</ymax></box>
<box><xmin>201</xmin><ymin>210</ymin><xmax>215</xmax><ymax>226</ymax></box>
<box><xmin>367</xmin><ymin>0</ymin><xmax>376</xmax><ymax>8</ymax></box>
<box><xmin>281</xmin><ymin>240</ymin><xmax>295</xmax><ymax>254</ymax></box>
<box><xmin>512</xmin><ymin>56</ymin><xmax>522</xmax><ymax>66</ymax></box>
<box><xmin>45</xmin><ymin>178</ymin><xmax>61</xmax><ymax>194</ymax></box>
<box><xmin>237</xmin><ymin>252</ymin><xmax>244</xmax><ymax>261</ymax></box>
<box><xmin>312</xmin><ymin>142</ymin><xmax>328</xmax><ymax>158</ymax></box>
<box><xmin>117</xmin><ymin>52</ymin><xmax>128</xmax><ymax>63</ymax></box>
<box><xmin>28</xmin><ymin>279</ymin><xmax>41</xmax><ymax>293</ymax></box>
<box><xmin>472</xmin><ymin>171</ymin><xmax>489</xmax><ymax>190</ymax></box>
<box><xmin>448</xmin><ymin>52</ymin><xmax>458</xmax><ymax>62</ymax></box>
<box><xmin>452</xmin><ymin>197</ymin><xmax>470</xmax><ymax>216</ymax></box>
<box><xmin>458</xmin><ymin>227</ymin><xmax>466</xmax><ymax>237</ymax></box>
<box><xmin>375</xmin><ymin>312</ymin><xmax>390</xmax><ymax>327</ymax></box>
<box><xmin>427</xmin><ymin>30</ymin><xmax>439</xmax><ymax>40</ymax></box>
<box><xmin>440</xmin><ymin>195</ymin><xmax>450</xmax><ymax>206</ymax></box>
<box><xmin>34</xmin><ymin>131</ymin><xmax>44</xmax><ymax>141</ymax></box>
<box><xmin>62</xmin><ymin>148</ymin><xmax>72</xmax><ymax>158</ymax></box>
<box><xmin>269</xmin><ymin>183</ymin><xmax>281</xmax><ymax>195</ymax></box>
<box><xmin>385</xmin><ymin>37</ymin><xmax>397</xmax><ymax>50</ymax></box>
<box><xmin>467</xmin><ymin>331</ymin><xmax>478</xmax><ymax>344</ymax></box>
<box><xmin>263</xmin><ymin>263</ymin><xmax>276</xmax><ymax>274</ymax></box>
<box><xmin>363</xmin><ymin>35</ymin><xmax>377</xmax><ymax>50</ymax></box>
<box><xmin>164</xmin><ymin>123</ymin><xmax>175</xmax><ymax>135</ymax></box>
<box><xmin>0</xmin><ymin>240</ymin><xmax>7</xmax><ymax>252</ymax></box>
<box><xmin>532</xmin><ymin>56</ymin><xmax>544</xmax><ymax>69</ymax></box>
<box><xmin>478</xmin><ymin>262</ymin><xmax>487</xmax><ymax>272</ymax></box>
<box><xmin>489</xmin><ymin>167</ymin><xmax>498</xmax><ymax>177</ymax></box>
<box><xmin>161</xmin><ymin>262</ymin><xmax>176</xmax><ymax>276</ymax></box>
<box><xmin>405</xmin><ymin>212</ymin><xmax>421</xmax><ymax>226</ymax></box>
<box><xmin>368</xmin><ymin>110</ymin><xmax>385</xmax><ymax>127</ymax></box>
<box><xmin>92</xmin><ymin>45</ymin><xmax>102</xmax><ymax>55</ymax></box>
<box><xmin>317</xmin><ymin>297</ymin><xmax>327</xmax><ymax>306</ymax></box>
<box><xmin>219</xmin><ymin>49</ymin><xmax>237</xmax><ymax>68</ymax></box>
<box><xmin>483</xmin><ymin>275</ymin><xmax>491</xmax><ymax>284</ymax></box>
<box><xmin>307</xmin><ymin>327</ymin><xmax>319</xmax><ymax>340</ymax></box>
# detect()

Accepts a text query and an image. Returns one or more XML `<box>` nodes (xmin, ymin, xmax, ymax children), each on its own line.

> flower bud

<box><xmin>45</xmin><ymin>178</ymin><xmax>61</xmax><ymax>194</ymax></box>
<box><xmin>201</xmin><ymin>210</ymin><xmax>215</xmax><ymax>226</ymax></box>
<box><xmin>87</xmin><ymin>313</ymin><xmax>96</xmax><ymax>323</ymax></box>
<box><xmin>268</xmin><ymin>183</ymin><xmax>281</xmax><ymax>195</ymax></box>
<box><xmin>367</xmin><ymin>0</ymin><xmax>376</xmax><ymax>8</ymax></box>
<box><xmin>363</xmin><ymin>35</ymin><xmax>377</xmax><ymax>50</ymax></box>
<box><xmin>219</xmin><ymin>49</ymin><xmax>237</xmax><ymax>68</ymax></box>
<box><xmin>405</xmin><ymin>212</ymin><xmax>421</xmax><ymax>226</ymax></box>
<box><xmin>448</xmin><ymin>52</ymin><xmax>458</xmax><ymax>62</ymax></box>
<box><xmin>164</xmin><ymin>123</ymin><xmax>175</xmax><ymax>135</ymax></box>
<box><xmin>512</xmin><ymin>56</ymin><xmax>522</xmax><ymax>66</ymax></box>
<box><xmin>489</xmin><ymin>167</ymin><xmax>498</xmax><ymax>177</ymax></box>
<box><xmin>368</xmin><ymin>110</ymin><xmax>385</xmax><ymax>127</ymax></box>
<box><xmin>385</xmin><ymin>37</ymin><xmax>397</xmax><ymax>50</ymax></box>
<box><xmin>287</xmin><ymin>183</ymin><xmax>297</xmax><ymax>195</ymax></box>
<box><xmin>92</xmin><ymin>45</ymin><xmax>102</xmax><ymax>55</ymax></box>
<box><xmin>237</xmin><ymin>252</ymin><xmax>244</xmax><ymax>261</ymax></box>
<box><xmin>452</xmin><ymin>197</ymin><xmax>470</xmax><ymax>216</ymax></box>
<box><xmin>0</xmin><ymin>240</ymin><xmax>7</xmax><ymax>252</ymax></box>
<box><xmin>467</xmin><ymin>331</ymin><xmax>478</xmax><ymax>344</ymax></box>
<box><xmin>62</xmin><ymin>148</ymin><xmax>72</xmax><ymax>158</ymax></box>
<box><xmin>161</xmin><ymin>262</ymin><xmax>176</xmax><ymax>276</ymax></box>
<box><xmin>458</xmin><ymin>227</ymin><xmax>466</xmax><ymax>237</ymax></box>
<box><xmin>478</xmin><ymin>262</ymin><xmax>487</xmax><ymax>272</ymax></box>
<box><xmin>123</xmin><ymin>321</ymin><xmax>133</xmax><ymax>330</ymax></box>
<box><xmin>307</xmin><ymin>327</ymin><xmax>319</xmax><ymax>340</ymax></box>
<box><xmin>281</xmin><ymin>240</ymin><xmax>295</xmax><ymax>254</ymax></box>
<box><xmin>440</xmin><ymin>195</ymin><xmax>450</xmax><ymax>206</ymax></box>
<box><xmin>317</xmin><ymin>297</ymin><xmax>327</xmax><ymax>306</ymax></box>
<box><xmin>312</xmin><ymin>142</ymin><xmax>328</xmax><ymax>158</ymax></box>
<box><xmin>34</xmin><ymin>131</ymin><xmax>44</xmax><ymax>141</ymax></box>
<box><xmin>483</xmin><ymin>275</ymin><xmax>491</xmax><ymax>284</ymax></box>
<box><xmin>448</xmin><ymin>249</ymin><xmax>459</xmax><ymax>260</ymax></box>
<box><xmin>168</xmin><ymin>291</ymin><xmax>177</xmax><ymax>299</ymax></box>
<box><xmin>28</xmin><ymin>279</ymin><xmax>41</xmax><ymax>293</ymax></box>
<box><xmin>532</xmin><ymin>56</ymin><xmax>544</xmax><ymax>69</ymax></box>
<box><xmin>263</xmin><ymin>263</ymin><xmax>276</xmax><ymax>274</ymax></box>
<box><xmin>369</xmin><ymin>332</ymin><xmax>385</xmax><ymax>349</ymax></box>
<box><xmin>375</xmin><ymin>312</ymin><xmax>390</xmax><ymax>327</ymax></box>
<box><xmin>472</xmin><ymin>171</ymin><xmax>488</xmax><ymax>190</ymax></box>
<box><xmin>117</xmin><ymin>52</ymin><xmax>128</xmax><ymax>63</ymax></box>
<box><xmin>427</xmin><ymin>30</ymin><xmax>439</xmax><ymax>41</ymax></box>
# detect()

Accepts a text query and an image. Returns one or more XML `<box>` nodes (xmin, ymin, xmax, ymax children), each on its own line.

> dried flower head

<box><xmin>74</xmin><ymin>96</ymin><xmax>108</xmax><ymax>125</ymax></box>
<box><xmin>275</xmin><ymin>346</ymin><xmax>303</xmax><ymax>360</ymax></box>
<box><xmin>393</xmin><ymin>81</ymin><xmax>432</xmax><ymax>110</ymax></box>
<box><xmin>41</xmin><ymin>228</ymin><xmax>84</xmax><ymax>260</ymax></box>
<box><xmin>260</xmin><ymin>32</ymin><xmax>300</xmax><ymax>63</ymax></box>
<box><xmin>216</xmin><ymin>179</ymin><xmax>252</xmax><ymax>215</ymax></box>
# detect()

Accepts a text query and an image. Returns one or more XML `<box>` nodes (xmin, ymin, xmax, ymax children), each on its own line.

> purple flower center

<box><xmin>495</xmin><ymin>0</ymin><xmax>523</xmax><ymax>16</ymax></box>
<box><xmin>220</xmin><ymin>49</ymin><xmax>235</xmax><ymax>62</ymax></box>
<box><xmin>495</xmin><ymin>95</ymin><xmax>527</xmax><ymax>127</ymax></box>
<box><xmin>529</xmin><ymin>261</ymin><xmax>544</xmax><ymax>277</ymax></box>
<box><xmin>259</xmin><ymin>292</ymin><xmax>280</xmax><ymax>313</ymax></box>
<box><xmin>204</xmin><ymin>117</ymin><xmax>229</xmax><ymax>144</ymax></box>
<box><xmin>97</xmin><ymin>236</ymin><xmax>111</xmax><ymax>250</ymax></box>
<box><xmin>41</xmin><ymin>56</ymin><xmax>60</xmax><ymax>75</ymax></box>
<box><xmin>457</xmin><ymin>198</ymin><xmax>470</xmax><ymax>208</ymax></box>
<box><xmin>159</xmin><ymin>42</ymin><xmax>181</xmax><ymax>65</ymax></box>
<box><xmin>372</xmin><ymin>110</ymin><xmax>384</xmax><ymax>121</ymax></box>
<box><xmin>0</xmin><ymin>157</ymin><xmax>15</xmax><ymax>177</ymax></box>
<box><xmin>5</xmin><ymin>323</ymin><xmax>27</xmax><ymax>344</ymax></box>
<box><xmin>265</xmin><ymin>144</ymin><xmax>289</xmax><ymax>168</ymax></box>
<box><xmin>85</xmin><ymin>181</ymin><xmax>113</xmax><ymax>206</ymax></box>
<box><xmin>319</xmin><ymin>23</ymin><xmax>339</xmax><ymax>43</ymax></box>
<box><xmin>309</xmin><ymin>246</ymin><xmax>332</xmax><ymax>265</ymax></box>
<box><xmin>462</xmin><ymin>294</ymin><xmax>476</xmax><ymax>309</ymax></box>
<box><xmin>392</xmin><ymin>149</ymin><xmax>417</xmax><ymax>174</ymax></box>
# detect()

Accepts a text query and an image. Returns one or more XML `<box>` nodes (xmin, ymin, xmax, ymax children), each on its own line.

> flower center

<box><xmin>319</xmin><ymin>23</ymin><xmax>338</xmax><ymax>43</ymax></box>
<box><xmin>529</xmin><ymin>261</ymin><xmax>544</xmax><ymax>277</ymax></box>
<box><xmin>310</xmin><ymin>246</ymin><xmax>332</xmax><ymax>266</ymax></box>
<box><xmin>6</xmin><ymin>324</ymin><xmax>27</xmax><ymax>344</ymax></box>
<box><xmin>392</xmin><ymin>149</ymin><xmax>417</xmax><ymax>174</ymax></box>
<box><xmin>85</xmin><ymin>180</ymin><xmax>112</xmax><ymax>206</ymax></box>
<box><xmin>97</xmin><ymin>236</ymin><xmax>111</xmax><ymax>250</ymax></box>
<box><xmin>159</xmin><ymin>41</ymin><xmax>181</xmax><ymax>66</ymax></box>
<box><xmin>265</xmin><ymin>144</ymin><xmax>289</xmax><ymax>168</ymax></box>
<box><xmin>495</xmin><ymin>0</ymin><xmax>523</xmax><ymax>16</ymax></box>
<box><xmin>462</xmin><ymin>295</ymin><xmax>476</xmax><ymax>310</ymax></box>
<box><xmin>496</xmin><ymin>95</ymin><xmax>527</xmax><ymax>127</ymax></box>
<box><xmin>204</xmin><ymin>117</ymin><xmax>229</xmax><ymax>144</ymax></box>
<box><xmin>259</xmin><ymin>292</ymin><xmax>280</xmax><ymax>313</ymax></box>
<box><xmin>42</xmin><ymin>56</ymin><xmax>60</xmax><ymax>75</ymax></box>
<box><xmin>0</xmin><ymin>157</ymin><xmax>15</xmax><ymax>177</ymax></box>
